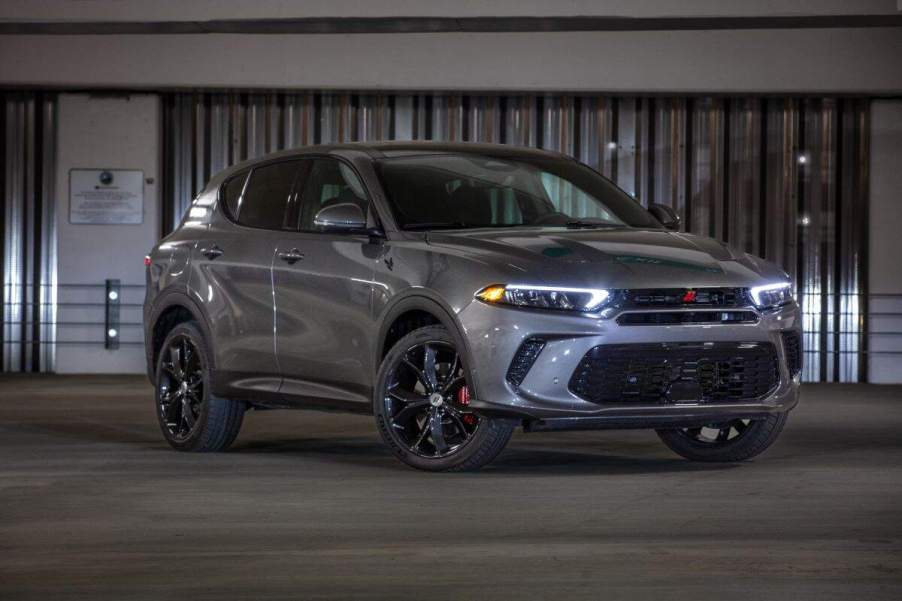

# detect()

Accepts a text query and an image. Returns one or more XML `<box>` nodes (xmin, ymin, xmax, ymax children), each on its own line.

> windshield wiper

<box><xmin>403</xmin><ymin>221</ymin><xmax>470</xmax><ymax>231</ymax></box>
<box><xmin>565</xmin><ymin>219</ymin><xmax>623</xmax><ymax>229</ymax></box>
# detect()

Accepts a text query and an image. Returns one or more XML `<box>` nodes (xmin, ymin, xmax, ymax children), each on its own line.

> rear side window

<box><xmin>220</xmin><ymin>171</ymin><xmax>248</xmax><ymax>220</ymax></box>
<box><xmin>237</xmin><ymin>160</ymin><xmax>303</xmax><ymax>230</ymax></box>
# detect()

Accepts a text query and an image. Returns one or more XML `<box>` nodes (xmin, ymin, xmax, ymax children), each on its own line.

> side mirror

<box><xmin>313</xmin><ymin>203</ymin><xmax>367</xmax><ymax>232</ymax></box>
<box><xmin>649</xmin><ymin>203</ymin><xmax>681</xmax><ymax>231</ymax></box>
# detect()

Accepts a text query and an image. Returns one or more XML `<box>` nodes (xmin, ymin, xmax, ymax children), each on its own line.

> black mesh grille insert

<box><xmin>506</xmin><ymin>338</ymin><xmax>546</xmax><ymax>387</ymax></box>
<box><xmin>782</xmin><ymin>331</ymin><xmax>803</xmax><ymax>378</ymax></box>
<box><xmin>569</xmin><ymin>342</ymin><xmax>779</xmax><ymax>405</ymax></box>
<box><xmin>616</xmin><ymin>311</ymin><xmax>759</xmax><ymax>326</ymax></box>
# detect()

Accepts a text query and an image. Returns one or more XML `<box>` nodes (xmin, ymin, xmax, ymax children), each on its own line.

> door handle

<box><xmin>278</xmin><ymin>248</ymin><xmax>304</xmax><ymax>265</ymax></box>
<box><xmin>201</xmin><ymin>244</ymin><xmax>224</xmax><ymax>260</ymax></box>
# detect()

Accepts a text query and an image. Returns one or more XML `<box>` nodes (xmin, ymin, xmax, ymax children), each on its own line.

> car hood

<box><xmin>425</xmin><ymin>227</ymin><xmax>788</xmax><ymax>289</ymax></box>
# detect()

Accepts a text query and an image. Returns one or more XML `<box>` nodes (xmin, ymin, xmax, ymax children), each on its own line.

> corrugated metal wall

<box><xmin>0</xmin><ymin>90</ymin><xmax>872</xmax><ymax>381</ymax></box>
<box><xmin>1</xmin><ymin>91</ymin><xmax>57</xmax><ymax>372</ymax></box>
<box><xmin>162</xmin><ymin>92</ymin><xmax>870</xmax><ymax>382</ymax></box>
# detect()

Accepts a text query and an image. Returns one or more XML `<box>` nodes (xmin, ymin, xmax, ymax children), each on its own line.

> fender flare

<box><xmin>374</xmin><ymin>291</ymin><xmax>483</xmax><ymax>399</ymax></box>
<box><xmin>145</xmin><ymin>288</ymin><xmax>216</xmax><ymax>381</ymax></box>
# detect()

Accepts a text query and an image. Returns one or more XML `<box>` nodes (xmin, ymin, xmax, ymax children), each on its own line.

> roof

<box><xmin>206</xmin><ymin>140</ymin><xmax>570</xmax><ymax>190</ymax></box>
<box><xmin>206</xmin><ymin>141</ymin><xmax>569</xmax><ymax>188</ymax></box>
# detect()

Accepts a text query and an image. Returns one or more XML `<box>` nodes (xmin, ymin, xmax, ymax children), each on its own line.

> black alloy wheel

<box><xmin>158</xmin><ymin>334</ymin><xmax>205</xmax><ymax>441</ymax></box>
<box><xmin>656</xmin><ymin>412</ymin><xmax>788</xmax><ymax>462</ymax></box>
<box><xmin>154</xmin><ymin>321</ymin><xmax>245</xmax><ymax>452</ymax></box>
<box><xmin>374</xmin><ymin>325</ymin><xmax>514</xmax><ymax>471</ymax></box>
<box><xmin>385</xmin><ymin>340</ymin><xmax>479</xmax><ymax>458</ymax></box>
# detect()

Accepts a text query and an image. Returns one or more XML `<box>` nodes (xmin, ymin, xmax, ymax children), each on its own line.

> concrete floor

<box><xmin>0</xmin><ymin>376</ymin><xmax>900</xmax><ymax>600</ymax></box>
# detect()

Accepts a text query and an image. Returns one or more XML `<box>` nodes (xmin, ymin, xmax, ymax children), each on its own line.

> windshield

<box><xmin>376</xmin><ymin>153</ymin><xmax>661</xmax><ymax>230</ymax></box>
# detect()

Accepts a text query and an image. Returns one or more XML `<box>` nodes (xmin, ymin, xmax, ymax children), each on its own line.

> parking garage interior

<box><xmin>2</xmin><ymin>1</ymin><xmax>902</xmax><ymax>599</ymax></box>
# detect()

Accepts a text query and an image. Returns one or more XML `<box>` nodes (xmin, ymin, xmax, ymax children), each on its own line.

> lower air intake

<box><xmin>569</xmin><ymin>342</ymin><xmax>779</xmax><ymax>404</ymax></box>
<box><xmin>506</xmin><ymin>338</ymin><xmax>546</xmax><ymax>387</ymax></box>
<box><xmin>782</xmin><ymin>331</ymin><xmax>803</xmax><ymax>378</ymax></box>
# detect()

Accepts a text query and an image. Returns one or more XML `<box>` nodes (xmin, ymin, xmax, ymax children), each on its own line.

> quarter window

<box><xmin>220</xmin><ymin>170</ymin><xmax>248</xmax><ymax>220</ymax></box>
<box><xmin>237</xmin><ymin>160</ymin><xmax>303</xmax><ymax>230</ymax></box>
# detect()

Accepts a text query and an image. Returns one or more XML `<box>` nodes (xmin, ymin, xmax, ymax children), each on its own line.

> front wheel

<box><xmin>656</xmin><ymin>413</ymin><xmax>788</xmax><ymax>462</ymax></box>
<box><xmin>374</xmin><ymin>325</ymin><xmax>514</xmax><ymax>472</ymax></box>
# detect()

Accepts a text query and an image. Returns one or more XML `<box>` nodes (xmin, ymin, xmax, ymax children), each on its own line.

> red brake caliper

<box><xmin>456</xmin><ymin>386</ymin><xmax>478</xmax><ymax>425</ymax></box>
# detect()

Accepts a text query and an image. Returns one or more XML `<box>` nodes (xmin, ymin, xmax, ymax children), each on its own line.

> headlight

<box><xmin>750</xmin><ymin>282</ymin><xmax>793</xmax><ymax>310</ymax></box>
<box><xmin>476</xmin><ymin>284</ymin><xmax>610</xmax><ymax>313</ymax></box>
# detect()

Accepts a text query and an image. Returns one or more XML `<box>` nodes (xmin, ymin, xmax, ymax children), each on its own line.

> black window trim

<box><xmin>217</xmin><ymin>154</ymin><xmax>382</xmax><ymax>236</ymax></box>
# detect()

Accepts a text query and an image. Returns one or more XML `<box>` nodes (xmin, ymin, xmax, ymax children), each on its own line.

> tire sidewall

<box><xmin>373</xmin><ymin>325</ymin><xmax>502</xmax><ymax>471</ymax></box>
<box><xmin>154</xmin><ymin>322</ymin><xmax>214</xmax><ymax>451</ymax></box>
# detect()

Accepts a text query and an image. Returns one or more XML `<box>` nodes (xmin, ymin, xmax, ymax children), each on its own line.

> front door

<box><xmin>273</xmin><ymin>158</ymin><xmax>381</xmax><ymax>411</ymax></box>
<box><xmin>195</xmin><ymin>159</ymin><xmax>306</xmax><ymax>400</ymax></box>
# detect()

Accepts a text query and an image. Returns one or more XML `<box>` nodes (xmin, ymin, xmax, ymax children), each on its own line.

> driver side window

<box><xmin>297</xmin><ymin>159</ymin><xmax>369</xmax><ymax>232</ymax></box>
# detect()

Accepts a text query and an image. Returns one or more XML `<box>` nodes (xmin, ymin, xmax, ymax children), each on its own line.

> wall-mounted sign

<box><xmin>69</xmin><ymin>169</ymin><xmax>144</xmax><ymax>224</ymax></box>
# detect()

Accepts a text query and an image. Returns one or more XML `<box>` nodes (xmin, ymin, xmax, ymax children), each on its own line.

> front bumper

<box><xmin>458</xmin><ymin>300</ymin><xmax>801</xmax><ymax>428</ymax></box>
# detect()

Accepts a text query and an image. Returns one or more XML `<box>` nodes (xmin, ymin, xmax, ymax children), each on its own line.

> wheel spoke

<box><xmin>442</xmin><ymin>375</ymin><xmax>465</xmax><ymax>394</ymax></box>
<box><xmin>685</xmin><ymin>427</ymin><xmax>702</xmax><ymax>439</ymax></box>
<box><xmin>411</xmin><ymin>414</ymin><xmax>433</xmax><ymax>449</ymax></box>
<box><xmin>181</xmin><ymin>400</ymin><xmax>196</xmax><ymax>429</ymax></box>
<box><xmin>181</xmin><ymin>339</ymin><xmax>191</xmax><ymax>373</ymax></box>
<box><xmin>423</xmin><ymin>344</ymin><xmax>439</xmax><ymax>391</ymax></box>
<box><xmin>429</xmin><ymin>410</ymin><xmax>448</xmax><ymax>454</ymax></box>
<box><xmin>444</xmin><ymin>352</ymin><xmax>460</xmax><ymax>387</ymax></box>
<box><xmin>388</xmin><ymin>385</ymin><xmax>427</xmax><ymax>405</ymax></box>
<box><xmin>392</xmin><ymin>399</ymin><xmax>430</xmax><ymax>424</ymax></box>
<box><xmin>716</xmin><ymin>426</ymin><xmax>732</xmax><ymax>442</ymax></box>
<box><xmin>162</xmin><ymin>395</ymin><xmax>180</xmax><ymax>423</ymax></box>
<box><xmin>169</xmin><ymin>344</ymin><xmax>185</xmax><ymax>380</ymax></box>
<box><xmin>401</xmin><ymin>359</ymin><xmax>431</xmax><ymax>391</ymax></box>
<box><xmin>444</xmin><ymin>406</ymin><xmax>470</xmax><ymax>438</ymax></box>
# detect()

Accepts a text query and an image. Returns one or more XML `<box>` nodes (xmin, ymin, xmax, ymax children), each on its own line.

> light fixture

<box><xmin>749</xmin><ymin>282</ymin><xmax>793</xmax><ymax>310</ymax></box>
<box><xmin>476</xmin><ymin>284</ymin><xmax>611</xmax><ymax>313</ymax></box>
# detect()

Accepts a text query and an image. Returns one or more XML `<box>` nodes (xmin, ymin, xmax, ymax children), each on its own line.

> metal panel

<box><xmin>1</xmin><ymin>91</ymin><xmax>57</xmax><ymax>372</ymax></box>
<box><xmin>154</xmin><ymin>91</ymin><xmax>874</xmax><ymax>382</ymax></box>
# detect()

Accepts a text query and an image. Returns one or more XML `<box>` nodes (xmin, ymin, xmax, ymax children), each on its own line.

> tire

<box><xmin>374</xmin><ymin>325</ymin><xmax>515</xmax><ymax>472</ymax></box>
<box><xmin>154</xmin><ymin>321</ymin><xmax>245</xmax><ymax>452</ymax></box>
<box><xmin>656</xmin><ymin>412</ymin><xmax>788</xmax><ymax>462</ymax></box>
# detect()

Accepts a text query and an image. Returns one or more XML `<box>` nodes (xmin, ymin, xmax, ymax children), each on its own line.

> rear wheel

<box><xmin>656</xmin><ymin>413</ymin><xmax>788</xmax><ymax>462</ymax></box>
<box><xmin>374</xmin><ymin>325</ymin><xmax>514</xmax><ymax>472</ymax></box>
<box><xmin>155</xmin><ymin>322</ymin><xmax>245</xmax><ymax>452</ymax></box>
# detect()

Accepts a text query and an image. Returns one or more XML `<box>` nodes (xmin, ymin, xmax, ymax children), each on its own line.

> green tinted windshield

<box><xmin>377</xmin><ymin>153</ymin><xmax>661</xmax><ymax>230</ymax></box>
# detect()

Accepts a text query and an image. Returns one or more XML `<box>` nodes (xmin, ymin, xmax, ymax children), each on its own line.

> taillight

<box><xmin>144</xmin><ymin>255</ymin><xmax>152</xmax><ymax>267</ymax></box>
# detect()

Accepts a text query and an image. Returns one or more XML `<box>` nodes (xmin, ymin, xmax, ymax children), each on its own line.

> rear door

<box><xmin>194</xmin><ymin>159</ymin><xmax>306</xmax><ymax>400</ymax></box>
<box><xmin>273</xmin><ymin>158</ymin><xmax>380</xmax><ymax>410</ymax></box>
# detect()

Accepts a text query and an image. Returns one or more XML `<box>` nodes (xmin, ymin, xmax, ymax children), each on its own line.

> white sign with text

<box><xmin>69</xmin><ymin>169</ymin><xmax>144</xmax><ymax>224</ymax></box>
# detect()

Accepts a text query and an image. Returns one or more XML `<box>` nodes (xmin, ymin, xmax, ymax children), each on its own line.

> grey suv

<box><xmin>144</xmin><ymin>142</ymin><xmax>801</xmax><ymax>471</ymax></box>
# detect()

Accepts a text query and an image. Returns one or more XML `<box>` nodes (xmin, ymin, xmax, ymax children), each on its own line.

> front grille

<box><xmin>616</xmin><ymin>287</ymin><xmax>750</xmax><ymax>309</ymax></box>
<box><xmin>569</xmin><ymin>342</ymin><xmax>779</xmax><ymax>405</ymax></box>
<box><xmin>506</xmin><ymin>338</ymin><xmax>546</xmax><ymax>387</ymax></box>
<box><xmin>782</xmin><ymin>331</ymin><xmax>803</xmax><ymax>377</ymax></box>
<box><xmin>616</xmin><ymin>311</ymin><xmax>759</xmax><ymax>326</ymax></box>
